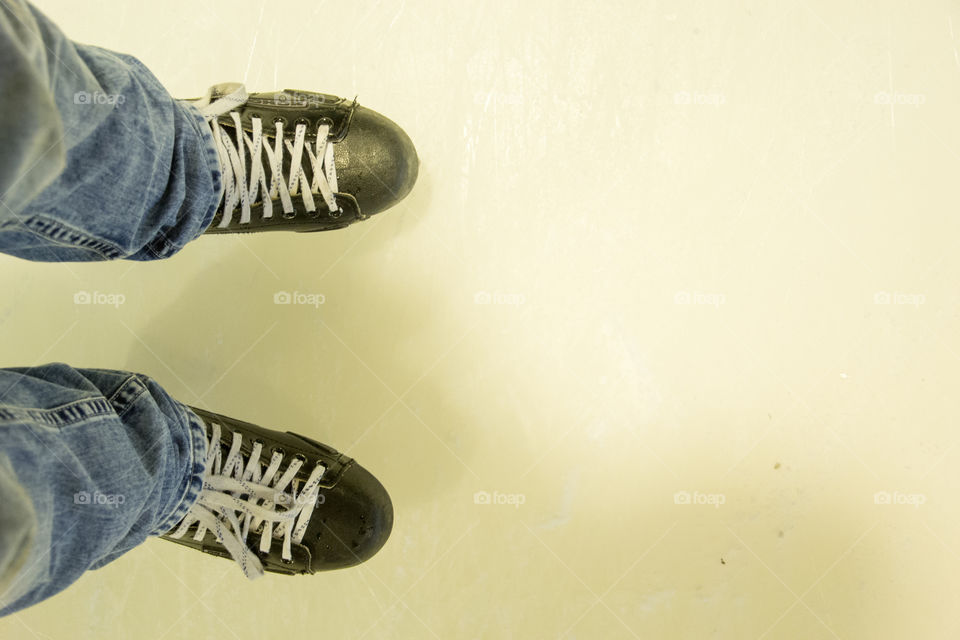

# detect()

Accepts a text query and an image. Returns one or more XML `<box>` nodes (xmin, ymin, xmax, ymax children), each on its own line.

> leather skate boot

<box><xmin>160</xmin><ymin>406</ymin><xmax>393</xmax><ymax>578</ymax></box>
<box><xmin>187</xmin><ymin>83</ymin><xmax>418</xmax><ymax>233</ymax></box>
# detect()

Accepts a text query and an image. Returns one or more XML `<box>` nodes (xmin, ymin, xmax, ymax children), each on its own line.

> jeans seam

<box><xmin>0</xmin><ymin>396</ymin><xmax>113</xmax><ymax>428</ymax></box>
<box><xmin>104</xmin><ymin>374</ymin><xmax>148</xmax><ymax>419</ymax></box>
<box><xmin>2</xmin><ymin>215</ymin><xmax>125</xmax><ymax>260</ymax></box>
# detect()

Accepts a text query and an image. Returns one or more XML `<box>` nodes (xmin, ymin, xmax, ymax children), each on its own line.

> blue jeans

<box><xmin>0</xmin><ymin>1</ymin><xmax>221</xmax><ymax>614</ymax></box>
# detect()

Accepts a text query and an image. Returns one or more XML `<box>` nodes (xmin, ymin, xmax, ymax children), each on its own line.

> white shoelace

<box><xmin>167</xmin><ymin>420</ymin><xmax>326</xmax><ymax>579</ymax></box>
<box><xmin>191</xmin><ymin>83</ymin><xmax>341</xmax><ymax>228</ymax></box>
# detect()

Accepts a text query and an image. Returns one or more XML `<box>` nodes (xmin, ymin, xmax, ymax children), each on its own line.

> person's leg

<box><xmin>0</xmin><ymin>0</ymin><xmax>418</xmax><ymax>261</ymax></box>
<box><xmin>0</xmin><ymin>362</ymin><xmax>394</xmax><ymax>616</ymax></box>
<box><xmin>0</xmin><ymin>0</ymin><xmax>220</xmax><ymax>262</ymax></box>
<box><xmin>0</xmin><ymin>363</ymin><xmax>206</xmax><ymax>615</ymax></box>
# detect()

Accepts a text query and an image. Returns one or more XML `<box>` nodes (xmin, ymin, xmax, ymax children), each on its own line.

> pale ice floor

<box><xmin>2</xmin><ymin>1</ymin><xmax>960</xmax><ymax>638</ymax></box>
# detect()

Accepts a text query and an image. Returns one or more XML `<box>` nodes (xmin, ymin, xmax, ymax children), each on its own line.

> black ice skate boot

<box><xmin>160</xmin><ymin>406</ymin><xmax>393</xmax><ymax>578</ymax></box>
<box><xmin>187</xmin><ymin>83</ymin><xmax>418</xmax><ymax>234</ymax></box>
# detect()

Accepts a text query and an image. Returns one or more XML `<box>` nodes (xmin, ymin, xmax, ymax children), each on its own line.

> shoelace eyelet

<box><xmin>272</xmin><ymin>116</ymin><xmax>287</xmax><ymax>127</ymax></box>
<box><xmin>317</xmin><ymin>116</ymin><xmax>335</xmax><ymax>139</ymax></box>
<box><xmin>272</xmin><ymin>446</ymin><xmax>286</xmax><ymax>457</ymax></box>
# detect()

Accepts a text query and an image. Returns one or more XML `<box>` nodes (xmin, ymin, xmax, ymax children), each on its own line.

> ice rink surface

<box><xmin>2</xmin><ymin>1</ymin><xmax>960</xmax><ymax>637</ymax></box>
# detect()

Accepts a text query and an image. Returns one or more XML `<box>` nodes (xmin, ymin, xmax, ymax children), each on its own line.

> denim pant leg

<box><xmin>0</xmin><ymin>0</ymin><xmax>221</xmax><ymax>262</ymax></box>
<box><xmin>0</xmin><ymin>364</ymin><xmax>208</xmax><ymax>616</ymax></box>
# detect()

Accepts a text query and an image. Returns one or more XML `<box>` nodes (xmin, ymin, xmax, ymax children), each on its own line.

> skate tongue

<box><xmin>193</xmin><ymin>83</ymin><xmax>249</xmax><ymax>119</ymax></box>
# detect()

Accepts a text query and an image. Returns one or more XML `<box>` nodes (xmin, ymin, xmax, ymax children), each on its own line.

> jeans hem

<box><xmin>150</xmin><ymin>403</ymin><xmax>207</xmax><ymax>535</ymax></box>
<box><xmin>138</xmin><ymin>100</ymin><xmax>222</xmax><ymax>260</ymax></box>
<box><xmin>178</xmin><ymin>101</ymin><xmax>222</xmax><ymax>242</ymax></box>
